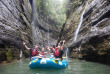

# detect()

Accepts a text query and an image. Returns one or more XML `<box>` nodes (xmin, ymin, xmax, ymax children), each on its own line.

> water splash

<box><xmin>65</xmin><ymin>47</ymin><xmax>68</xmax><ymax>59</ymax></box>
<box><xmin>74</xmin><ymin>2</ymin><xmax>88</xmax><ymax>42</ymax></box>
<box><xmin>20</xmin><ymin>50</ymin><xmax>23</xmax><ymax>58</ymax></box>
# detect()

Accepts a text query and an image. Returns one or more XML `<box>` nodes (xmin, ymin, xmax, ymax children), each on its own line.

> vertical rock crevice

<box><xmin>0</xmin><ymin>0</ymin><xmax>32</xmax><ymax>63</ymax></box>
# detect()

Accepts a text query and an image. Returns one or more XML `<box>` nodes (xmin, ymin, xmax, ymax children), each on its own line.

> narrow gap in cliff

<box><xmin>91</xmin><ymin>10</ymin><xmax>110</xmax><ymax>26</ymax></box>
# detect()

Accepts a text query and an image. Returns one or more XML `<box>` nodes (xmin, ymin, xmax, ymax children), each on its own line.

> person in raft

<box><xmin>53</xmin><ymin>40</ymin><xmax>65</xmax><ymax>59</ymax></box>
<box><xmin>47</xmin><ymin>40</ymin><xmax>65</xmax><ymax>59</ymax></box>
<box><xmin>47</xmin><ymin>45</ymin><xmax>55</xmax><ymax>55</ymax></box>
<box><xmin>58</xmin><ymin>40</ymin><xmax>65</xmax><ymax>59</ymax></box>
<box><xmin>39</xmin><ymin>47</ymin><xmax>48</xmax><ymax>58</ymax></box>
<box><xmin>23</xmin><ymin>41</ymin><xmax>39</xmax><ymax>59</ymax></box>
<box><xmin>47</xmin><ymin>45</ymin><xmax>59</xmax><ymax>58</ymax></box>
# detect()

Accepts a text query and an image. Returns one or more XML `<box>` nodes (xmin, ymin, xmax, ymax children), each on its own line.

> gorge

<box><xmin>0</xmin><ymin>0</ymin><xmax>110</xmax><ymax>65</ymax></box>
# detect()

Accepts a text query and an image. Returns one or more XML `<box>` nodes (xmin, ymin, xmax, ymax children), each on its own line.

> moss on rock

<box><xmin>6</xmin><ymin>50</ymin><xmax>12</xmax><ymax>62</ymax></box>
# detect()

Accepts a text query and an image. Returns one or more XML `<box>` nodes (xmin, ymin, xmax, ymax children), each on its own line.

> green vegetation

<box><xmin>36</xmin><ymin>0</ymin><xmax>68</xmax><ymax>28</ymax></box>
<box><xmin>69</xmin><ymin>0</ymin><xmax>83</xmax><ymax>13</ymax></box>
<box><xmin>6</xmin><ymin>50</ymin><xmax>12</xmax><ymax>62</ymax></box>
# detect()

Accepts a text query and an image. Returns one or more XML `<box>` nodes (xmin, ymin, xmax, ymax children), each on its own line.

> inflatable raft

<box><xmin>29</xmin><ymin>57</ymin><xmax>68</xmax><ymax>69</ymax></box>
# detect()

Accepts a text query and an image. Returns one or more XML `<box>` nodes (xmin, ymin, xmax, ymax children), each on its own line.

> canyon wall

<box><xmin>61</xmin><ymin>0</ymin><xmax>110</xmax><ymax>64</ymax></box>
<box><xmin>0</xmin><ymin>0</ymin><xmax>32</xmax><ymax>62</ymax></box>
<box><xmin>0</xmin><ymin>0</ymin><xmax>59</xmax><ymax>63</ymax></box>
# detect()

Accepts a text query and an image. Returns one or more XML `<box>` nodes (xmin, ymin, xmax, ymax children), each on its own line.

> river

<box><xmin>0</xmin><ymin>58</ymin><xmax>110</xmax><ymax>74</ymax></box>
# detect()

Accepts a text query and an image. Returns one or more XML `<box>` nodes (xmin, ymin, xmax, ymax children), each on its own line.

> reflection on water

<box><xmin>0</xmin><ymin>58</ymin><xmax>110</xmax><ymax>74</ymax></box>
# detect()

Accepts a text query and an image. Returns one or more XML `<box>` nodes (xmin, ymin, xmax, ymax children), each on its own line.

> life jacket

<box><xmin>58</xmin><ymin>50</ymin><xmax>64</xmax><ymax>58</ymax></box>
<box><xmin>32</xmin><ymin>50</ymin><xmax>39</xmax><ymax>56</ymax></box>
<box><xmin>54</xmin><ymin>50</ymin><xmax>59</xmax><ymax>57</ymax></box>
<box><xmin>41</xmin><ymin>53</ymin><xmax>45</xmax><ymax>56</ymax></box>
<box><xmin>55</xmin><ymin>48</ymin><xmax>57</xmax><ymax>51</ymax></box>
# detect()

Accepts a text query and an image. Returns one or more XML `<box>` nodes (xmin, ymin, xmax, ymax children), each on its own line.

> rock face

<box><xmin>61</xmin><ymin>0</ymin><xmax>110</xmax><ymax>64</ymax></box>
<box><xmin>0</xmin><ymin>0</ymin><xmax>59</xmax><ymax>63</ymax></box>
<box><xmin>0</xmin><ymin>0</ymin><xmax>32</xmax><ymax>62</ymax></box>
<box><xmin>31</xmin><ymin>0</ymin><xmax>59</xmax><ymax>48</ymax></box>
<box><xmin>32</xmin><ymin>14</ymin><xmax>59</xmax><ymax>48</ymax></box>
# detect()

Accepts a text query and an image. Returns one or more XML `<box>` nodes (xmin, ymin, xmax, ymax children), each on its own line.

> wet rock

<box><xmin>0</xmin><ymin>0</ymin><xmax>32</xmax><ymax>62</ymax></box>
<box><xmin>60</xmin><ymin>0</ymin><xmax>110</xmax><ymax>64</ymax></box>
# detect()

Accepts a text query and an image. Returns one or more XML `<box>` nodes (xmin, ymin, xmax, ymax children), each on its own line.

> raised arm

<box><xmin>46</xmin><ymin>46</ymin><xmax>51</xmax><ymax>55</ymax></box>
<box><xmin>46</xmin><ymin>46</ymin><xmax>55</xmax><ymax>55</ymax></box>
<box><xmin>23</xmin><ymin>41</ymin><xmax>30</xmax><ymax>50</ymax></box>
<box><xmin>58</xmin><ymin>41</ymin><xmax>61</xmax><ymax>46</ymax></box>
<box><xmin>61</xmin><ymin>40</ymin><xmax>65</xmax><ymax>50</ymax></box>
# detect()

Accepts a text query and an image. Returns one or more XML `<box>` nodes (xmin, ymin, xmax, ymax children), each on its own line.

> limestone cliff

<box><xmin>60</xmin><ymin>0</ymin><xmax>110</xmax><ymax>64</ymax></box>
<box><xmin>0</xmin><ymin>0</ymin><xmax>59</xmax><ymax>63</ymax></box>
<box><xmin>0</xmin><ymin>0</ymin><xmax>32</xmax><ymax>62</ymax></box>
<box><xmin>32</xmin><ymin>14</ymin><xmax>59</xmax><ymax>48</ymax></box>
<box><xmin>31</xmin><ymin>0</ymin><xmax>59</xmax><ymax>48</ymax></box>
